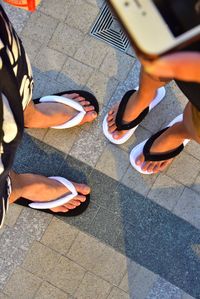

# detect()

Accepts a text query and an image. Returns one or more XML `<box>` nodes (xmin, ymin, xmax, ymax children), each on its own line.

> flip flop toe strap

<box><xmin>143</xmin><ymin>127</ymin><xmax>184</xmax><ymax>162</ymax></box>
<box><xmin>29</xmin><ymin>176</ymin><xmax>78</xmax><ymax>210</ymax></box>
<box><xmin>116</xmin><ymin>90</ymin><xmax>149</xmax><ymax>130</ymax></box>
<box><xmin>39</xmin><ymin>96</ymin><xmax>86</xmax><ymax>129</ymax></box>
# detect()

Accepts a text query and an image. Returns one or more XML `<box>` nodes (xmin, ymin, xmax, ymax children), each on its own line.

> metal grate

<box><xmin>90</xmin><ymin>3</ymin><xmax>132</xmax><ymax>55</ymax></box>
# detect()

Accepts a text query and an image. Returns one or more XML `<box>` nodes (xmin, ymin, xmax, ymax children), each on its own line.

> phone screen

<box><xmin>153</xmin><ymin>0</ymin><xmax>200</xmax><ymax>37</ymax></box>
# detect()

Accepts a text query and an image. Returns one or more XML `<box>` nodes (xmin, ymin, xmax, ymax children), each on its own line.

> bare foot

<box><xmin>25</xmin><ymin>93</ymin><xmax>97</xmax><ymax>128</ymax></box>
<box><xmin>135</xmin><ymin>123</ymin><xmax>185</xmax><ymax>173</ymax></box>
<box><xmin>107</xmin><ymin>91</ymin><xmax>155</xmax><ymax>140</ymax></box>
<box><xmin>10</xmin><ymin>172</ymin><xmax>90</xmax><ymax>213</ymax></box>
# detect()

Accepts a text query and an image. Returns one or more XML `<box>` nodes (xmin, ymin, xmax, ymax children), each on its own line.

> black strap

<box><xmin>115</xmin><ymin>90</ymin><xmax>149</xmax><ymax>131</ymax></box>
<box><xmin>143</xmin><ymin>127</ymin><xmax>184</xmax><ymax>161</ymax></box>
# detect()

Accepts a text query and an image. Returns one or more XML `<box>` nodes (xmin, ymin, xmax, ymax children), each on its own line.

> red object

<box><xmin>3</xmin><ymin>0</ymin><xmax>36</xmax><ymax>12</ymax></box>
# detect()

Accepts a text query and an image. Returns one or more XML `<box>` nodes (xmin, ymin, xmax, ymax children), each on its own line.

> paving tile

<box><xmin>3</xmin><ymin>267</ymin><xmax>42</xmax><ymax>299</ymax></box>
<box><xmin>119</xmin><ymin>259</ymin><xmax>140</xmax><ymax>293</ymax></box>
<box><xmin>92</xmin><ymin>247</ymin><xmax>127</xmax><ymax>285</ymax></box>
<box><xmin>0</xmin><ymin>225</ymin><xmax>34</xmax><ymax>254</ymax></box>
<box><xmin>3</xmin><ymin>2</ymin><xmax>30</xmax><ymax>34</ymax></box>
<box><xmin>0</xmin><ymin>294</ymin><xmax>9</xmax><ymax>299</ymax></box>
<box><xmin>58</xmin><ymin>57</ymin><xmax>93</xmax><ymax>87</ymax></box>
<box><xmin>32</xmin><ymin>69</ymin><xmax>49</xmax><ymax>99</ymax></box>
<box><xmin>22</xmin><ymin>241</ymin><xmax>60</xmax><ymax>280</ymax></box>
<box><xmin>74</xmin><ymin>36</ymin><xmax>108</xmax><ymax>68</ymax></box>
<box><xmin>185</xmin><ymin>140</ymin><xmax>200</xmax><ymax>161</ymax></box>
<box><xmin>146</xmin><ymin>276</ymin><xmax>182</xmax><ymax>299</ymax></box>
<box><xmin>15</xmin><ymin>207</ymin><xmax>52</xmax><ymax>240</ymax></box>
<box><xmin>107</xmin><ymin>60</ymin><xmax>140</xmax><ymax>109</ymax></box>
<box><xmin>4</xmin><ymin>204</ymin><xmax>23</xmax><ymax>227</ymax></box>
<box><xmin>88</xmin><ymin>169</ymin><xmax>121</xmax><ymax>212</ymax></box>
<box><xmin>25</xmin><ymin>128</ymin><xmax>48</xmax><ymax>141</ymax></box>
<box><xmin>119</xmin><ymin>125</ymin><xmax>152</xmax><ymax>153</ymax></box>
<box><xmin>43</xmin><ymin>127</ymin><xmax>79</xmax><ymax>154</ymax></box>
<box><xmin>59</xmin><ymin>154</ymin><xmax>93</xmax><ymax>184</ymax></box>
<box><xmin>88</xmin><ymin>208</ymin><xmax>124</xmax><ymax>248</ymax></box>
<box><xmin>49</xmin><ymin>23</ymin><xmax>84</xmax><ymax>56</ymax></box>
<box><xmin>192</xmin><ymin>174</ymin><xmax>200</xmax><ymax>194</ymax></box>
<box><xmin>129</xmin><ymin>266</ymin><xmax>158</xmax><ymax>299</ymax></box>
<box><xmin>21</xmin><ymin>37</ymin><xmax>42</xmax><ymax>62</ymax></box>
<box><xmin>122</xmin><ymin>166</ymin><xmax>157</xmax><ymax>197</ymax></box>
<box><xmin>47</xmin><ymin>256</ymin><xmax>85</xmax><ymax>295</ymax></box>
<box><xmin>100</xmin><ymin>47</ymin><xmax>135</xmax><ymax>81</ymax></box>
<box><xmin>74</xmin><ymin>272</ymin><xmax>111</xmax><ymax>299</ymax></box>
<box><xmin>39</xmin><ymin>0</ymin><xmax>71</xmax><ymax>21</ymax></box>
<box><xmin>148</xmin><ymin>174</ymin><xmax>184</xmax><ymax>211</ymax></box>
<box><xmin>57</xmin><ymin>57</ymin><xmax>93</xmax><ymax>86</ymax></box>
<box><xmin>182</xmin><ymin>293</ymin><xmax>196</xmax><ymax>299</ymax></box>
<box><xmin>35</xmin><ymin>281</ymin><xmax>71</xmax><ymax>299</ymax></box>
<box><xmin>96</xmin><ymin>144</ymin><xmax>129</xmax><ymax>181</ymax></box>
<box><xmin>67</xmin><ymin>231</ymin><xmax>106</xmax><ymax>271</ymax></box>
<box><xmin>41</xmin><ymin>218</ymin><xmax>79</xmax><ymax>255</ymax></box>
<box><xmin>14</xmin><ymin>133</ymin><xmax>65</xmax><ymax>176</ymax></box>
<box><xmin>66</xmin><ymin>1</ymin><xmax>99</xmax><ymax>34</ymax></box>
<box><xmin>86</xmin><ymin>0</ymin><xmax>105</xmax><ymax>7</ymax></box>
<box><xmin>107</xmin><ymin>287</ymin><xmax>129</xmax><ymax>299</ymax></box>
<box><xmin>173</xmin><ymin>187</ymin><xmax>200</xmax><ymax>229</ymax></box>
<box><xmin>69</xmin><ymin>128</ymin><xmax>108</xmax><ymax>167</ymax></box>
<box><xmin>57</xmin><ymin>201</ymin><xmax>99</xmax><ymax>231</ymax></box>
<box><xmin>34</xmin><ymin>47</ymin><xmax>67</xmax><ymax>80</ymax></box>
<box><xmin>0</xmin><ymin>258</ymin><xmax>15</xmax><ymax>290</ymax></box>
<box><xmin>166</xmin><ymin>152</ymin><xmax>200</xmax><ymax>186</ymax></box>
<box><xmin>22</xmin><ymin>12</ymin><xmax>58</xmax><ymax>44</ymax></box>
<box><xmin>86</xmin><ymin>71</ymin><xmax>119</xmax><ymax>107</ymax></box>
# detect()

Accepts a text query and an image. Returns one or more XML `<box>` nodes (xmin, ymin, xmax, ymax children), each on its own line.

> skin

<box><xmin>5</xmin><ymin>1</ymin><xmax>98</xmax><ymax>212</ymax></box>
<box><xmin>107</xmin><ymin>51</ymin><xmax>200</xmax><ymax>173</ymax></box>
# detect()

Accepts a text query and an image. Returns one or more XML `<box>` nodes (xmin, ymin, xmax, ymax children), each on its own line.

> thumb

<box><xmin>144</xmin><ymin>52</ymin><xmax>200</xmax><ymax>83</ymax></box>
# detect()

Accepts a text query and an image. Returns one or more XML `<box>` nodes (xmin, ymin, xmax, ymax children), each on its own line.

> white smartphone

<box><xmin>109</xmin><ymin>0</ymin><xmax>200</xmax><ymax>58</ymax></box>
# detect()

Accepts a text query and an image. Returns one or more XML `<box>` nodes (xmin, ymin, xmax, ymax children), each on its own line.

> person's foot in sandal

<box><xmin>130</xmin><ymin>114</ymin><xmax>191</xmax><ymax>174</ymax></box>
<box><xmin>104</xmin><ymin>87</ymin><xmax>165</xmax><ymax>144</ymax></box>
<box><xmin>9</xmin><ymin>171</ymin><xmax>91</xmax><ymax>215</ymax></box>
<box><xmin>24</xmin><ymin>90</ymin><xmax>99</xmax><ymax>129</ymax></box>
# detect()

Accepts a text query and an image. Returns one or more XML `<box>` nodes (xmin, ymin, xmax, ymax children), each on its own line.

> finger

<box><xmin>144</xmin><ymin>52</ymin><xmax>200</xmax><ymax>83</ymax></box>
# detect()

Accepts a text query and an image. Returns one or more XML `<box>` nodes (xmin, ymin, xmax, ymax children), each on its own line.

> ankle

<box><xmin>9</xmin><ymin>171</ymin><xmax>24</xmax><ymax>203</ymax></box>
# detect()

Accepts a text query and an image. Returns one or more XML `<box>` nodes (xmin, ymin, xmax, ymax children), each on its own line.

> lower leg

<box><xmin>107</xmin><ymin>68</ymin><xmax>170</xmax><ymax>139</ymax></box>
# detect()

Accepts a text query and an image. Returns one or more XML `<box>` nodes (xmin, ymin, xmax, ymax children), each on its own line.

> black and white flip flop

<box><xmin>130</xmin><ymin>114</ymin><xmax>190</xmax><ymax>174</ymax></box>
<box><xmin>33</xmin><ymin>90</ymin><xmax>99</xmax><ymax>129</ymax></box>
<box><xmin>15</xmin><ymin>176</ymin><xmax>90</xmax><ymax>216</ymax></box>
<box><xmin>103</xmin><ymin>87</ymin><xmax>165</xmax><ymax>145</ymax></box>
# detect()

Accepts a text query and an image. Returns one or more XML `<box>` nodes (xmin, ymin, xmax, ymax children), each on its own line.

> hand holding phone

<box><xmin>144</xmin><ymin>51</ymin><xmax>200</xmax><ymax>83</ymax></box>
<box><xmin>109</xmin><ymin>0</ymin><xmax>200</xmax><ymax>59</ymax></box>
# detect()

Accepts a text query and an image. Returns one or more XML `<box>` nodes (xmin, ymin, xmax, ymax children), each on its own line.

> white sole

<box><xmin>103</xmin><ymin>86</ymin><xmax>166</xmax><ymax>145</ymax></box>
<box><xmin>129</xmin><ymin>114</ymin><xmax>190</xmax><ymax>174</ymax></box>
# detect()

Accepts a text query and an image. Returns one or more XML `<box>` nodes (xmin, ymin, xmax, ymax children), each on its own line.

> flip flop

<box><xmin>103</xmin><ymin>86</ymin><xmax>166</xmax><ymax>145</ymax></box>
<box><xmin>15</xmin><ymin>176</ymin><xmax>90</xmax><ymax>216</ymax></box>
<box><xmin>130</xmin><ymin>114</ymin><xmax>190</xmax><ymax>174</ymax></box>
<box><xmin>33</xmin><ymin>90</ymin><xmax>99</xmax><ymax>129</ymax></box>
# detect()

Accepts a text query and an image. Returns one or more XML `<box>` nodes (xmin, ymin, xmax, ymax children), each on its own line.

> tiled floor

<box><xmin>0</xmin><ymin>1</ymin><xmax>200</xmax><ymax>298</ymax></box>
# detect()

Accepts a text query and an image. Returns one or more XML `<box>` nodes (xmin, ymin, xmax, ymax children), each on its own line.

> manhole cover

<box><xmin>90</xmin><ymin>3</ymin><xmax>133</xmax><ymax>55</ymax></box>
